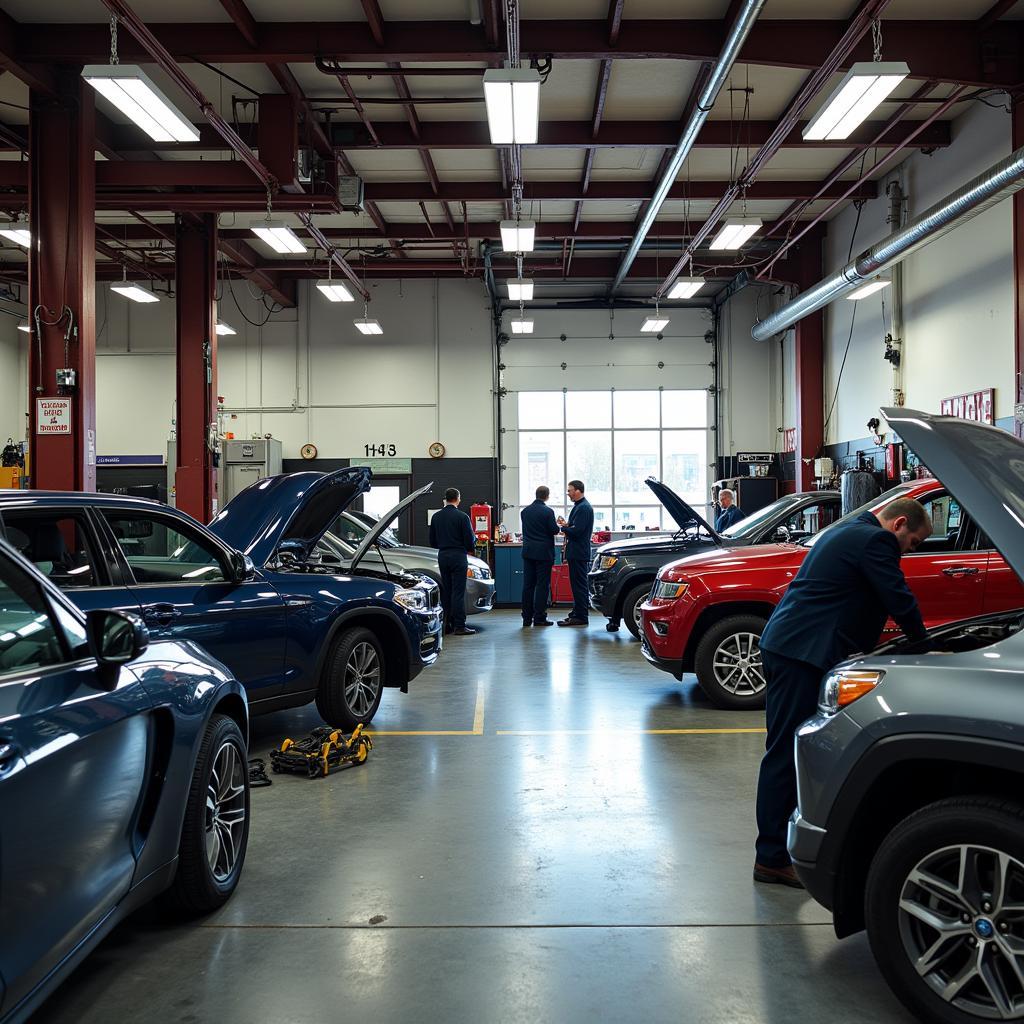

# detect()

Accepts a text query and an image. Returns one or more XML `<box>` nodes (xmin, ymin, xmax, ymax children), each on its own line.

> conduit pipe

<box><xmin>751</xmin><ymin>142</ymin><xmax>1024</xmax><ymax>342</ymax></box>
<box><xmin>608</xmin><ymin>0</ymin><xmax>765</xmax><ymax>295</ymax></box>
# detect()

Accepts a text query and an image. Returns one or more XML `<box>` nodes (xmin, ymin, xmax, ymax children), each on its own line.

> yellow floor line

<box><xmin>366</xmin><ymin>685</ymin><xmax>486</xmax><ymax>737</ymax></box>
<box><xmin>473</xmin><ymin>682</ymin><xmax>485</xmax><ymax>735</ymax></box>
<box><xmin>495</xmin><ymin>728</ymin><xmax>767</xmax><ymax>736</ymax></box>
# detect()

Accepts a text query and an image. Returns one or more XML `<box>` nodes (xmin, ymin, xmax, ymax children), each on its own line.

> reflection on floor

<box><xmin>36</xmin><ymin>610</ymin><xmax>914</xmax><ymax>1023</ymax></box>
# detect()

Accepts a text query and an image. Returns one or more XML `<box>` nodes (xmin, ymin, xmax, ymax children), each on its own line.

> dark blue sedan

<box><xmin>0</xmin><ymin>536</ymin><xmax>250</xmax><ymax>1024</ymax></box>
<box><xmin>0</xmin><ymin>467</ymin><xmax>442</xmax><ymax>730</ymax></box>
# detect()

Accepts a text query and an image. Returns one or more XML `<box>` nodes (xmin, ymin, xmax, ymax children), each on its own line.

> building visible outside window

<box><xmin>516</xmin><ymin>390</ymin><xmax>709</xmax><ymax>530</ymax></box>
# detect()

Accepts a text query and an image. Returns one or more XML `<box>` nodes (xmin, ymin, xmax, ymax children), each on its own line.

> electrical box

<box><xmin>814</xmin><ymin>457</ymin><xmax>834</xmax><ymax>479</ymax></box>
<box><xmin>221</xmin><ymin>439</ymin><xmax>283</xmax><ymax>505</ymax></box>
<box><xmin>338</xmin><ymin>175</ymin><xmax>365</xmax><ymax>212</ymax></box>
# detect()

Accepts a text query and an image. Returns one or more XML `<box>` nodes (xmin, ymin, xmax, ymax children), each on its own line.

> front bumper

<box><xmin>466</xmin><ymin>578</ymin><xmax>496</xmax><ymax>615</ymax></box>
<box><xmin>788</xmin><ymin>809</ymin><xmax>834</xmax><ymax>908</ymax></box>
<box><xmin>587</xmin><ymin>569</ymin><xmax>619</xmax><ymax>617</ymax></box>
<box><xmin>641</xmin><ymin>636</ymin><xmax>683</xmax><ymax>680</ymax></box>
<box><xmin>409</xmin><ymin>609</ymin><xmax>444</xmax><ymax>680</ymax></box>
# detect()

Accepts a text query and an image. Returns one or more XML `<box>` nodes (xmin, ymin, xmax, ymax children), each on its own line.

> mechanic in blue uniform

<box><xmin>520</xmin><ymin>485</ymin><xmax>559</xmax><ymax>628</ymax></box>
<box><xmin>753</xmin><ymin>497</ymin><xmax>932</xmax><ymax>888</ymax></box>
<box><xmin>556</xmin><ymin>479</ymin><xmax>594</xmax><ymax>627</ymax></box>
<box><xmin>715</xmin><ymin>488</ymin><xmax>745</xmax><ymax>532</ymax></box>
<box><xmin>429</xmin><ymin>487</ymin><xmax>478</xmax><ymax>636</ymax></box>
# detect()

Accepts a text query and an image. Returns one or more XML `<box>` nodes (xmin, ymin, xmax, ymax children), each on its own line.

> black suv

<box><xmin>588</xmin><ymin>478</ymin><xmax>840</xmax><ymax>638</ymax></box>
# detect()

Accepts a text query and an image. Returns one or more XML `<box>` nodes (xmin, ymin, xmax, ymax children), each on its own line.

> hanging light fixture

<box><xmin>17</xmin><ymin>321</ymin><xmax>30</xmax><ymax>333</ymax></box>
<box><xmin>506</xmin><ymin>277</ymin><xmax>534</xmax><ymax>300</ymax></box>
<box><xmin>845</xmin><ymin>278</ymin><xmax>891</xmax><ymax>300</ymax></box>
<box><xmin>111</xmin><ymin>282</ymin><xmax>160</xmax><ymax>303</ymax></box>
<box><xmin>641</xmin><ymin>312</ymin><xmax>669</xmax><ymax>333</ymax></box>
<box><xmin>510</xmin><ymin>316</ymin><xmax>534</xmax><ymax>334</ymax></box>
<box><xmin>482</xmin><ymin>67</ymin><xmax>541</xmax><ymax>144</ymax></box>
<box><xmin>215</xmin><ymin>320</ymin><xmax>237</xmax><ymax>335</ymax></box>
<box><xmin>667</xmin><ymin>276</ymin><xmax>705</xmax><ymax>299</ymax></box>
<box><xmin>316</xmin><ymin>253</ymin><xmax>354</xmax><ymax>302</ymax></box>
<box><xmin>251</xmin><ymin>219</ymin><xmax>306</xmax><ymax>255</ymax></box>
<box><xmin>0</xmin><ymin>221</ymin><xmax>31</xmax><ymax>248</ymax></box>
<box><xmin>354</xmin><ymin>317</ymin><xmax>384</xmax><ymax>335</ymax></box>
<box><xmin>709</xmin><ymin>218</ymin><xmax>762</xmax><ymax>251</ymax></box>
<box><xmin>500</xmin><ymin>220</ymin><xmax>536</xmax><ymax>254</ymax></box>
<box><xmin>803</xmin><ymin>62</ymin><xmax>909</xmax><ymax>141</ymax></box>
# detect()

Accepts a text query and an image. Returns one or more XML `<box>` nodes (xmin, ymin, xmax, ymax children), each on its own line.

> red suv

<box><xmin>640</xmin><ymin>478</ymin><xmax>1024</xmax><ymax>709</ymax></box>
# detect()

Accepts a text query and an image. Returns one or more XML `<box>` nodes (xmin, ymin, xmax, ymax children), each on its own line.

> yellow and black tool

<box><xmin>270</xmin><ymin>724</ymin><xmax>372</xmax><ymax>779</ymax></box>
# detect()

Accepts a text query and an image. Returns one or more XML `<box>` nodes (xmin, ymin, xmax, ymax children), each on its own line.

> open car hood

<box><xmin>644</xmin><ymin>476</ymin><xmax>720</xmax><ymax>542</ymax></box>
<box><xmin>209</xmin><ymin>467</ymin><xmax>371</xmax><ymax>566</ymax></box>
<box><xmin>349</xmin><ymin>481</ymin><xmax>434</xmax><ymax>572</ymax></box>
<box><xmin>882</xmin><ymin>407</ymin><xmax>1024</xmax><ymax>581</ymax></box>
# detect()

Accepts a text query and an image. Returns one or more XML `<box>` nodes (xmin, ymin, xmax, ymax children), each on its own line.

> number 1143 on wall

<box><xmin>365</xmin><ymin>444</ymin><xmax>397</xmax><ymax>457</ymax></box>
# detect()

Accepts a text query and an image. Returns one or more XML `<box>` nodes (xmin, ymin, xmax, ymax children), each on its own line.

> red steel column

<box><xmin>1014</xmin><ymin>99</ymin><xmax>1024</xmax><ymax>439</ymax></box>
<box><xmin>27</xmin><ymin>70</ymin><xmax>97</xmax><ymax>491</ymax></box>
<box><xmin>792</xmin><ymin>227</ymin><xmax>825</xmax><ymax>491</ymax></box>
<box><xmin>175</xmin><ymin>214</ymin><xmax>218</xmax><ymax>521</ymax></box>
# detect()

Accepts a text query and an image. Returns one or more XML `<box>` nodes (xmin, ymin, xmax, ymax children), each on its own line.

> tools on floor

<box><xmin>248</xmin><ymin>757</ymin><xmax>273</xmax><ymax>787</ymax></box>
<box><xmin>269</xmin><ymin>724</ymin><xmax>373</xmax><ymax>779</ymax></box>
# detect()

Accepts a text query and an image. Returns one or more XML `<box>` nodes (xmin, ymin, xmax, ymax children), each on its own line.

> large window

<box><xmin>517</xmin><ymin>390</ymin><xmax>709</xmax><ymax>530</ymax></box>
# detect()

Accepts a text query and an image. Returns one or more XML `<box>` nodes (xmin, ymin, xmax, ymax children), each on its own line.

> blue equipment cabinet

<box><xmin>494</xmin><ymin>544</ymin><xmax>565</xmax><ymax>606</ymax></box>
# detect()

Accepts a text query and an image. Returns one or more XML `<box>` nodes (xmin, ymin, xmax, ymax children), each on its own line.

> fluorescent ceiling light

<box><xmin>82</xmin><ymin>64</ymin><xmax>200</xmax><ymax>144</ymax></box>
<box><xmin>354</xmin><ymin>318</ymin><xmax>383</xmax><ymax>335</ymax></box>
<box><xmin>482</xmin><ymin>67</ymin><xmax>541</xmax><ymax>144</ymax></box>
<box><xmin>500</xmin><ymin>220</ymin><xmax>536</xmax><ymax>253</ymax></box>
<box><xmin>17</xmin><ymin>321</ymin><xmax>30</xmax><ymax>333</ymax></box>
<box><xmin>667</xmin><ymin>277</ymin><xmax>705</xmax><ymax>299</ymax></box>
<box><xmin>845</xmin><ymin>278</ymin><xmax>891</xmax><ymax>300</ymax></box>
<box><xmin>111</xmin><ymin>283</ymin><xmax>159</xmax><ymax>303</ymax></box>
<box><xmin>251</xmin><ymin>220</ymin><xmax>306</xmax><ymax>254</ymax></box>
<box><xmin>803</xmin><ymin>62</ymin><xmax>910</xmax><ymax>141</ymax></box>
<box><xmin>641</xmin><ymin>316</ymin><xmax>670</xmax><ymax>333</ymax></box>
<box><xmin>316</xmin><ymin>280</ymin><xmax>355</xmax><ymax>302</ymax></box>
<box><xmin>0</xmin><ymin>225</ymin><xmax>31</xmax><ymax>247</ymax></box>
<box><xmin>215</xmin><ymin>320</ymin><xmax>237</xmax><ymax>335</ymax></box>
<box><xmin>710</xmin><ymin>218</ymin><xmax>762</xmax><ymax>251</ymax></box>
<box><xmin>507</xmin><ymin>277</ymin><xmax>534</xmax><ymax>300</ymax></box>
<box><xmin>510</xmin><ymin>317</ymin><xmax>534</xmax><ymax>334</ymax></box>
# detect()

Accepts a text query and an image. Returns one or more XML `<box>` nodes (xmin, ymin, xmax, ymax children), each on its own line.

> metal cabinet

<box><xmin>221</xmin><ymin>439</ymin><xmax>283</xmax><ymax>505</ymax></box>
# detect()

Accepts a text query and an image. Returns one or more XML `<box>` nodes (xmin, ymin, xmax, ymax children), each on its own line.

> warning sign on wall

<box><xmin>36</xmin><ymin>398</ymin><xmax>72</xmax><ymax>435</ymax></box>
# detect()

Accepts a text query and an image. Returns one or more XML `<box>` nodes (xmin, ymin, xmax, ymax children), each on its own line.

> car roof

<box><xmin>0</xmin><ymin>490</ymin><xmax>169</xmax><ymax>511</ymax></box>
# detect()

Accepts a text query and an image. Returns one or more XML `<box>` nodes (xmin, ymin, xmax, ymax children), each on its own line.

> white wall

<box><xmin>0</xmin><ymin>313</ymin><xmax>27</xmax><ymax>446</ymax></box>
<box><xmin>821</xmin><ymin>101</ymin><xmax>1015</xmax><ymax>444</ymax></box>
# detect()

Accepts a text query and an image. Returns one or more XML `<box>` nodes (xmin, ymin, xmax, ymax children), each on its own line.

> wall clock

<box><xmin>428</xmin><ymin>441</ymin><xmax>446</xmax><ymax>459</ymax></box>
<box><xmin>300</xmin><ymin>443</ymin><xmax>318</xmax><ymax>460</ymax></box>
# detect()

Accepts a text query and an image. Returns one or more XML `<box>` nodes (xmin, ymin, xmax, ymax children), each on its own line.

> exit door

<box><xmin>360</xmin><ymin>476</ymin><xmax>413</xmax><ymax>543</ymax></box>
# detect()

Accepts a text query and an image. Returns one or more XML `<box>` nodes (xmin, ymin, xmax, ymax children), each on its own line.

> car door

<box><xmin>884</xmin><ymin>491</ymin><xmax>987</xmax><ymax>636</ymax></box>
<box><xmin>0</xmin><ymin>552</ymin><xmax>151</xmax><ymax>1011</ymax></box>
<box><xmin>977</xmin><ymin>528</ymin><xmax>1024</xmax><ymax>614</ymax></box>
<box><xmin>96</xmin><ymin>507</ymin><xmax>287</xmax><ymax>699</ymax></box>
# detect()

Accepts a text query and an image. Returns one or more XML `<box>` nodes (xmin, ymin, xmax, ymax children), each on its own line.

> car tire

<box><xmin>622</xmin><ymin>583</ymin><xmax>653</xmax><ymax>641</ymax></box>
<box><xmin>865</xmin><ymin>797</ymin><xmax>1024</xmax><ymax>1024</ymax></box>
<box><xmin>693</xmin><ymin>614</ymin><xmax>768</xmax><ymax>709</ymax></box>
<box><xmin>164</xmin><ymin>713</ymin><xmax>250</xmax><ymax>917</ymax></box>
<box><xmin>316</xmin><ymin>626</ymin><xmax>385</xmax><ymax>730</ymax></box>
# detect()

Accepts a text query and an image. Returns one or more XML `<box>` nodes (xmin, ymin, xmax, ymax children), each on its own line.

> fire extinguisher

<box><xmin>470</xmin><ymin>502</ymin><xmax>492</xmax><ymax>546</ymax></box>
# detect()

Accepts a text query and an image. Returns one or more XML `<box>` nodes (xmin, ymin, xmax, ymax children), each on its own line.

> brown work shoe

<box><xmin>753</xmin><ymin>863</ymin><xmax>805</xmax><ymax>889</ymax></box>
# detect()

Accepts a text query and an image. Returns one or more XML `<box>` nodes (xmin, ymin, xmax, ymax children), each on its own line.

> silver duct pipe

<box><xmin>608</xmin><ymin>0</ymin><xmax>766</xmax><ymax>296</ymax></box>
<box><xmin>751</xmin><ymin>143</ymin><xmax>1024</xmax><ymax>342</ymax></box>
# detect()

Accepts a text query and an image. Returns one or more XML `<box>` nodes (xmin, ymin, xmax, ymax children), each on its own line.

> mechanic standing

<box><xmin>556</xmin><ymin>479</ymin><xmax>594</xmax><ymax>627</ymax></box>
<box><xmin>715</xmin><ymin>488</ymin><xmax>745</xmax><ymax>531</ymax></box>
<box><xmin>753</xmin><ymin>497</ymin><xmax>932</xmax><ymax>888</ymax></box>
<box><xmin>520</xmin><ymin>485</ymin><xmax>560</xmax><ymax>628</ymax></box>
<box><xmin>429</xmin><ymin>487</ymin><xmax>478</xmax><ymax>637</ymax></box>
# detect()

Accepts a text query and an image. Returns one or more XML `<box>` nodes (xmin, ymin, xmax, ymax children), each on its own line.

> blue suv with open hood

<box><xmin>0</xmin><ymin>467</ymin><xmax>442</xmax><ymax>730</ymax></box>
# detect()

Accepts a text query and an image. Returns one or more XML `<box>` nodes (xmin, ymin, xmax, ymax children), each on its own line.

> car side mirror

<box><xmin>86</xmin><ymin>609</ymin><xmax>149</xmax><ymax>688</ymax></box>
<box><xmin>228</xmin><ymin>549</ymin><xmax>256</xmax><ymax>583</ymax></box>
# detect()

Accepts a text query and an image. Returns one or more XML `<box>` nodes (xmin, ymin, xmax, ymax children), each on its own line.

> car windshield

<box><xmin>329</xmin><ymin>512</ymin><xmax>398</xmax><ymax>548</ymax></box>
<box><xmin>719</xmin><ymin>494</ymin><xmax>805</xmax><ymax>538</ymax></box>
<box><xmin>800</xmin><ymin>483</ymin><xmax>919</xmax><ymax>547</ymax></box>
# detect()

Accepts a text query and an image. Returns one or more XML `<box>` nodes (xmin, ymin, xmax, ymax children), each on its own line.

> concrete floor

<box><xmin>36</xmin><ymin>609</ymin><xmax>914</xmax><ymax>1024</ymax></box>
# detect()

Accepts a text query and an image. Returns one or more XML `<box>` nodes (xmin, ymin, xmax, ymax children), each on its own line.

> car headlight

<box><xmin>597</xmin><ymin>555</ymin><xmax>618</xmax><ymax>571</ymax></box>
<box><xmin>651</xmin><ymin>580</ymin><xmax>689</xmax><ymax>600</ymax></box>
<box><xmin>393</xmin><ymin>588</ymin><xmax>428</xmax><ymax>611</ymax></box>
<box><xmin>467</xmin><ymin>565</ymin><xmax>491</xmax><ymax>580</ymax></box>
<box><xmin>819</xmin><ymin>670</ymin><xmax>885</xmax><ymax>714</ymax></box>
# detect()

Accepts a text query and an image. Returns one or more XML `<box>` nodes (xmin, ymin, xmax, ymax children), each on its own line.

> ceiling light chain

<box><xmin>265</xmin><ymin>184</ymin><xmax>274</xmax><ymax>223</ymax></box>
<box><xmin>109</xmin><ymin>13</ymin><xmax>119</xmax><ymax>66</ymax></box>
<box><xmin>872</xmin><ymin>19</ymin><xmax>883</xmax><ymax>62</ymax></box>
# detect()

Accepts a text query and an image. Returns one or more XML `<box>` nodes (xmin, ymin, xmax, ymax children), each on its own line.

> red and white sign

<box><xmin>781</xmin><ymin>427</ymin><xmax>797</xmax><ymax>453</ymax></box>
<box><xmin>36</xmin><ymin>398</ymin><xmax>71</xmax><ymax>435</ymax></box>
<box><xmin>940</xmin><ymin>389</ymin><xmax>994</xmax><ymax>424</ymax></box>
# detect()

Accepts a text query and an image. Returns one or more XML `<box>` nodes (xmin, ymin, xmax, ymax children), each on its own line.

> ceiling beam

<box><xmin>217</xmin><ymin>237</ymin><xmax>298</xmax><ymax>307</ymax></box>
<box><xmin>16</xmin><ymin>20</ymin><xmax>1019</xmax><ymax>87</ymax></box>
<box><xmin>217</xmin><ymin>0</ymin><xmax>258</xmax><ymax>46</ymax></box>
<box><xmin>360</xmin><ymin>0</ymin><xmax>387</xmax><ymax>47</ymax></box>
<box><xmin>607</xmin><ymin>0</ymin><xmax>625</xmax><ymax>46</ymax></box>
<box><xmin>0</xmin><ymin>9</ymin><xmax>55</xmax><ymax>95</ymax></box>
<box><xmin>977</xmin><ymin>0</ymin><xmax>1021</xmax><ymax>30</ymax></box>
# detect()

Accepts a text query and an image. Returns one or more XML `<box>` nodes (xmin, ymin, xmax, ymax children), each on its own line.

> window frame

<box><xmin>0</xmin><ymin>507</ymin><xmax>113</xmax><ymax>591</ymax></box>
<box><xmin>516</xmin><ymin>389</ymin><xmax>710</xmax><ymax>530</ymax></box>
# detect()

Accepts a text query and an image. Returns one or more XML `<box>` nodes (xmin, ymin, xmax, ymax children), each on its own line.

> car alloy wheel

<box><xmin>344</xmin><ymin>641</ymin><xmax>382</xmax><ymax>719</ymax></box>
<box><xmin>897</xmin><ymin>843</ymin><xmax>1024</xmax><ymax>1019</ymax></box>
<box><xmin>205</xmin><ymin>739</ymin><xmax>247</xmax><ymax>883</ymax></box>
<box><xmin>712</xmin><ymin>632</ymin><xmax>766</xmax><ymax>697</ymax></box>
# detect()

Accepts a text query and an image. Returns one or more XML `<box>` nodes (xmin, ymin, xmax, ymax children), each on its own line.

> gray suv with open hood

<box><xmin>789</xmin><ymin>408</ymin><xmax>1024</xmax><ymax>1024</ymax></box>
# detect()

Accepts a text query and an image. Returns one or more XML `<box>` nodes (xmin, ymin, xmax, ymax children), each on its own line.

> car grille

<box><xmin>417</xmin><ymin>578</ymin><xmax>441</xmax><ymax>609</ymax></box>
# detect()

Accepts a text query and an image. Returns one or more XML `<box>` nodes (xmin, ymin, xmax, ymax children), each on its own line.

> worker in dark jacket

<box><xmin>753</xmin><ymin>498</ymin><xmax>932</xmax><ymax>887</ymax></box>
<box><xmin>520</xmin><ymin>485</ymin><xmax>559</xmax><ymax>628</ymax></box>
<box><xmin>556</xmin><ymin>479</ymin><xmax>594</xmax><ymax>627</ymax></box>
<box><xmin>429</xmin><ymin>487</ymin><xmax>478</xmax><ymax>636</ymax></box>
<box><xmin>715</xmin><ymin>488</ymin><xmax>745</xmax><ymax>532</ymax></box>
